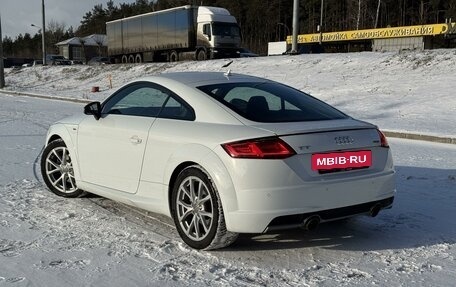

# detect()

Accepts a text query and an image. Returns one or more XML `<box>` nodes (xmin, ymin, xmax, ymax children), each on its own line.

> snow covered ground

<box><xmin>3</xmin><ymin>49</ymin><xmax>456</xmax><ymax>138</ymax></box>
<box><xmin>0</xmin><ymin>50</ymin><xmax>455</xmax><ymax>286</ymax></box>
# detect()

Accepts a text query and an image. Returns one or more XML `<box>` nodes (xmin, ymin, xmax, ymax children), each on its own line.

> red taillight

<box><xmin>222</xmin><ymin>137</ymin><xmax>296</xmax><ymax>159</ymax></box>
<box><xmin>377</xmin><ymin>129</ymin><xmax>389</xmax><ymax>147</ymax></box>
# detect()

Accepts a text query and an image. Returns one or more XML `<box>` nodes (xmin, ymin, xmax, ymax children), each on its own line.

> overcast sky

<box><xmin>1</xmin><ymin>0</ymin><xmax>137</xmax><ymax>38</ymax></box>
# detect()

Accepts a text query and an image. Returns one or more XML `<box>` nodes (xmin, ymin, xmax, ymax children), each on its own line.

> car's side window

<box><xmin>101</xmin><ymin>82</ymin><xmax>195</xmax><ymax>121</ymax></box>
<box><xmin>102</xmin><ymin>83</ymin><xmax>169</xmax><ymax>117</ymax></box>
<box><xmin>159</xmin><ymin>96</ymin><xmax>195</xmax><ymax>121</ymax></box>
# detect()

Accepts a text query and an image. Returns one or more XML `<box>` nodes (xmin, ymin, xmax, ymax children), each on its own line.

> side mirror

<box><xmin>84</xmin><ymin>102</ymin><xmax>102</xmax><ymax>120</ymax></box>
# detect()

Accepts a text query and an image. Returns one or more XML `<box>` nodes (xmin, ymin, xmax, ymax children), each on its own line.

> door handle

<box><xmin>130</xmin><ymin>135</ymin><xmax>143</xmax><ymax>144</ymax></box>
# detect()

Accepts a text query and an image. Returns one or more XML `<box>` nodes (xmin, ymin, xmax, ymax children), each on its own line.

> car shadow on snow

<box><xmin>220</xmin><ymin>165</ymin><xmax>456</xmax><ymax>252</ymax></box>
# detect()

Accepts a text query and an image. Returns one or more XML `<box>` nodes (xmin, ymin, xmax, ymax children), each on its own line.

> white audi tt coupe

<box><xmin>41</xmin><ymin>72</ymin><xmax>395</xmax><ymax>250</ymax></box>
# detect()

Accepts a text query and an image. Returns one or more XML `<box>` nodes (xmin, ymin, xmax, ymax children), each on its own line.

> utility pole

<box><xmin>0</xmin><ymin>14</ymin><xmax>5</xmax><ymax>88</ymax></box>
<box><xmin>291</xmin><ymin>0</ymin><xmax>299</xmax><ymax>54</ymax></box>
<box><xmin>319</xmin><ymin>0</ymin><xmax>324</xmax><ymax>44</ymax></box>
<box><xmin>42</xmin><ymin>0</ymin><xmax>47</xmax><ymax>65</ymax></box>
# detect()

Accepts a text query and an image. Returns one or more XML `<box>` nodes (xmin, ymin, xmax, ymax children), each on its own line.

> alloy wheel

<box><xmin>44</xmin><ymin>146</ymin><xmax>78</xmax><ymax>194</ymax></box>
<box><xmin>176</xmin><ymin>176</ymin><xmax>214</xmax><ymax>241</ymax></box>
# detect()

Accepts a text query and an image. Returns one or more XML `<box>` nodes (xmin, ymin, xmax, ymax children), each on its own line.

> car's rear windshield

<box><xmin>197</xmin><ymin>82</ymin><xmax>348</xmax><ymax>122</ymax></box>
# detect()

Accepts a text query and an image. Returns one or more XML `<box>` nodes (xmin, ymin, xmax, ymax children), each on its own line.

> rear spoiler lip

<box><xmin>276</xmin><ymin>127</ymin><xmax>377</xmax><ymax>138</ymax></box>
<box><xmin>247</xmin><ymin>118</ymin><xmax>378</xmax><ymax>137</ymax></box>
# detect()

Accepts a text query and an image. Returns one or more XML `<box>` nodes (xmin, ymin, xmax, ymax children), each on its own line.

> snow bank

<box><xmin>4</xmin><ymin>49</ymin><xmax>456</xmax><ymax>137</ymax></box>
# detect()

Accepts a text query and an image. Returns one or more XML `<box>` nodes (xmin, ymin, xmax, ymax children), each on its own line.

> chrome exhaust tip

<box><xmin>369</xmin><ymin>204</ymin><xmax>382</xmax><ymax>217</ymax></box>
<box><xmin>302</xmin><ymin>215</ymin><xmax>321</xmax><ymax>231</ymax></box>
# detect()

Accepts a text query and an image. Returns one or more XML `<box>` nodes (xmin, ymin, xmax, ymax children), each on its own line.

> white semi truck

<box><xmin>106</xmin><ymin>5</ymin><xmax>241</xmax><ymax>63</ymax></box>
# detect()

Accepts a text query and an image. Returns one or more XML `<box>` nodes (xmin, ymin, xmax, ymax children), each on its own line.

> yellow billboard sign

<box><xmin>286</xmin><ymin>23</ymin><xmax>456</xmax><ymax>44</ymax></box>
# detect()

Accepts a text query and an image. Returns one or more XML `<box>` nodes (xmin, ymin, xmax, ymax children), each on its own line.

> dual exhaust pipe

<box><xmin>301</xmin><ymin>204</ymin><xmax>383</xmax><ymax>231</ymax></box>
<box><xmin>302</xmin><ymin>215</ymin><xmax>321</xmax><ymax>231</ymax></box>
<box><xmin>369</xmin><ymin>204</ymin><xmax>382</xmax><ymax>217</ymax></box>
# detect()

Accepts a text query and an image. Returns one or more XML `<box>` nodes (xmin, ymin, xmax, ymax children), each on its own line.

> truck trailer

<box><xmin>106</xmin><ymin>5</ymin><xmax>241</xmax><ymax>63</ymax></box>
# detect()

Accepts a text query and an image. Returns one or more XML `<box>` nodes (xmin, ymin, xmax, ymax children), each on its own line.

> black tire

<box><xmin>196</xmin><ymin>49</ymin><xmax>207</xmax><ymax>61</ymax></box>
<box><xmin>40</xmin><ymin>139</ymin><xmax>84</xmax><ymax>198</ymax></box>
<box><xmin>135</xmin><ymin>54</ymin><xmax>142</xmax><ymax>63</ymax></box>
<box><xmin>121</xmin><ymin>55</ymin><xmax>128</xmax><ymax>64</ymax></box>
<box><xmin>169</xmin><ymin>50</ymin><xmax>179</xmax><ymax>62</ymax></box>
<box><xmin>128</xmin><ymin>55</ymin><xmax>135</xmax><ymax>63</ymax></box>
<box><xmin>171</xmin><ymin>165</ymin><xmax>238</xmax><ymax>250</ymax></box>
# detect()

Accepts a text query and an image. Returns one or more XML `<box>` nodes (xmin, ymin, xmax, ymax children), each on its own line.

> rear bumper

<box><xmin>265</xmin><ymin>196</ymin><xmax>394</xmax><ymax>231</ymax></box>
<box><xmin>223</xmin><ymin>168</ymin><xmax>396</xmax><ymax>233</ymax></box>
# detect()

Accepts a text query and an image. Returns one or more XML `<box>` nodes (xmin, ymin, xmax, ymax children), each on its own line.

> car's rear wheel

<box><xmin>171</xmin><ymin>166</ymin><xmax>238</xmax><ymax>250</ymax></box>
<box><xmin>41</xmin><ymin>139</ymin><xmax>84</xmax><ymax>198</ymax></box>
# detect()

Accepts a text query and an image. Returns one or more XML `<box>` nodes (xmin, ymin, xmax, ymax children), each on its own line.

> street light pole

<box><xmin>0</xmin><ymin>13</ymin><xmax>5</xmax><ymax>88</ymax></box>
<box><xmin>291</xmin><ymin>0</ymin><xmax>299</xmax><ymax>54</ymax></box>
<box><xmin>41</xmin><ymin>0</ymin><xmax>46</xmax><ymax>65</ymax></box>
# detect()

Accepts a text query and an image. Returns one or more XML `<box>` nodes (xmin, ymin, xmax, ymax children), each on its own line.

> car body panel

<box><xmin>140</xmin><ymin>117</ymin><xmax>275</xmax><ymax>217</ymax></box>
<box><xmin>45</xmin><ymin>123</ymin><xmax>82</xmax><ymax>181</ymax></box>
<box><xmin>246</xmin><ymin>118</ymin><xmax>375</xmax><ymax>135</ymax></box>
<box><xmin>77</xmin><ymin>114</ymin><xmax>155</xmax><ymax>193</ymax></box>
<box><xmin>141</xmin><ymin>118</ymin><xmax>274</xmax><ymax>184</ymax></box>
<box><xmin>213</xmin><ymin>144</ymin><xmax>394</xmax><ymax>232</ymax></box>
<box><xmin>280</xmin><ymin>126</ymin><xmax>380</xmax><ymax>154</ymax></box>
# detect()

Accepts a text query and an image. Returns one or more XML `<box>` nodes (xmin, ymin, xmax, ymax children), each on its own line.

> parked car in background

<box><xmin>88</xmin><ymin>57</ymin><xmax>112</xmax><ymax>65</ymax></box>
<box><xmin>70</xmin><ymin>60</ymin><xmax>84</xmax><ymax>65</ymax></box>
<box><xmin>46</xmin><ymin>55</ymin><xmax>71</xmax><ymax>65</ymax></box>
<box><xmin>40</xmin><ymin>72</ymin><xmax>395</xmax><ymax>250</ymax></box>
<box><xmin>239</xmin><ymin>48</ymin><xmax>259</xmax><ymax>57</ymax></box>
<box><xmin>22</xmin><ymin>59</ymin><xmax>43</xmax><ymax>67</ymax></box>
<box><xmin>32</xmin><ymin>60</ymin><xmax>43</xmax><ymax>66</ymax></box>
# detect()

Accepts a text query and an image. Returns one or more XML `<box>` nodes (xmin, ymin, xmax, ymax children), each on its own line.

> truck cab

<box><xmin>196</xmin><ymin>6</ymin><xmax>241</xmax><ymax>60</ymax></box>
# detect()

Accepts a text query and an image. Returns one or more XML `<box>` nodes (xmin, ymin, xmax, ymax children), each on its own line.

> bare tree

<box><xmin>375</xmin><ymin>0</ymin><xmax>381</xmax><ymax>28</ymax></box>
<box><xmin>356</xmin><ymin>0</ymin><xmax>361</xmax><ymax>29</ymax></box>
<box><xmin>47</xmin><ymin>20</ymin><xmax>67</xmax><ymax>53</ymax></box>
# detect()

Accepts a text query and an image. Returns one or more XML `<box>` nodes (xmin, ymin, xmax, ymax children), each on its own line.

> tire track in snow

<box><xmin>0</xmin><ymin>180</ymin><xmax>383</xmax><ymax>286</ymax></box>
<box><xmin>0</xmin><ymin>108</ymin><xmax>47</xmax><ymax>183</ymax></box>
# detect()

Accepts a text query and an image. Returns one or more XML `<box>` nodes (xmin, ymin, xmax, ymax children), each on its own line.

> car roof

<box><xmin>143</xmin><ymin>71</ymin><xmax>270</xmax><ymax>88</ymax></box>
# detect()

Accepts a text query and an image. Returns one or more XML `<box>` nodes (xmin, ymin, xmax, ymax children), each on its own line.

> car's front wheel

<box><xmin>40</xmin><ymin>139</ymin><xmax>84</xmax><ymax>198</ymax></box>
<box><xmin>171</xmin><ymin>166</ymin><xmax>238</xmax><ymax>250</ymax></box>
